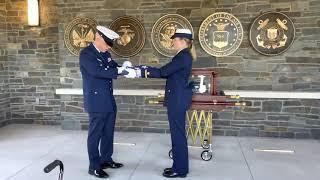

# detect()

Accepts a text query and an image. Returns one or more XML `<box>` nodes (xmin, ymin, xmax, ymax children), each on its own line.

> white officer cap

<box><xmin>96</xmin><ymin>25</ymin><xmax>120</xmax><ymax>47</ymax></box>
<box><xmin>171</xmin><ymin>28</ymin><xmax>193</xmax><ymax>40</ymax></box>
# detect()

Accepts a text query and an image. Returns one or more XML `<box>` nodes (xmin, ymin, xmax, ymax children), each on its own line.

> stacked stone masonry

<box><xmin>0</xmin><ymin>0</ymin><xmax>319</xmax><ymax>138</ymax></box>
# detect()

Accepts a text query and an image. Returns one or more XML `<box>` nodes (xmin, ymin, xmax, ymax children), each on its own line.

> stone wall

<box><xmin>6</xmin><ymin>0</ymin><xmax>60</xmax><ymax>125</ymax></box>
<box><xmin>2</xmin><ymin>0</ymin><xmax>320</xmax><ymax>138</ymax></box>
<box><xmin>60</xmin><ymin>95</ymin><xmax>171</xmax><ymax>133</ymax></box>
<box><xmin>57</xmin><ymin>0</ymin><xmax>320</xmax><ymax>91</ymax></box>
<box><xmin>218</xmin><ymin>98</ymin><xmax>320</xmax><ymax>138</ymax></box>
<box><xmin>57</xmin><ymin>0</ymin><xmax>320</xmax><ymax>139</ymax></box>
<box><xmin>61</xmin><ymin>95</ymin><xmax>320</xmax><ymax>139</ymax></box>
<box><xmin>0</xmin><ymin>0</ymin><xmax>10</xmax><ymax>127</ymax></box>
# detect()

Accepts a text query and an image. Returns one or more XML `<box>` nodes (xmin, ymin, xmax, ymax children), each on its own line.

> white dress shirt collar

<box><xmin>92</xmin><ymin>43</ymin><xmax>100</xmax><ymax>53</ymax></box>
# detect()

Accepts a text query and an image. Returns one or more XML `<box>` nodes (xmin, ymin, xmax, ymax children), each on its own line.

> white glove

<box><xmin>122</xmin><ymin>61</ymin><xmax>132</xmax><ymax>68</ymax></box>
<box><xmin>117</xmin><ymin>66</ymin><xmax>128</xmax><ymax>75</ymax></box>
<box><xmin>124</xmin><ymin>68</ymin><xmax>137</xmax><ymax>78</ymax></box>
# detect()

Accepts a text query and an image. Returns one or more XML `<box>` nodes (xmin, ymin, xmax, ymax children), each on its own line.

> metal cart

<box><xmin>149</xmin><ymin>68</ymin><xmax>247</xmax><ymax>161</ymax></box>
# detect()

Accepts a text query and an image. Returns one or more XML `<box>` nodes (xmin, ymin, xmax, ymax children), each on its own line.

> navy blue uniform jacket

<box><xmin>141</xmin><ymin>48</ymin><xmax>193</xmax><ymax>111</ymax></box>
<box><xmin>79</xmin><ymin>44</ymin><xmax>119</xmax><ymax>113</ymax></box>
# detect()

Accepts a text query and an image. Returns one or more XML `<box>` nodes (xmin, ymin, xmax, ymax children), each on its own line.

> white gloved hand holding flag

<box><xmin>122</xmin><ymin>61</ymin><xmax>132</xmax><ymax>68</ymax></box>
<box><xmin>120</xmin><ymin>61</ymin><xmax>137</xmax><ymax>78</ymax></box>
<box><xmin>124</xmin><ymin>68</ymin><xmax>137</xmax><ymax>78</ymax></box>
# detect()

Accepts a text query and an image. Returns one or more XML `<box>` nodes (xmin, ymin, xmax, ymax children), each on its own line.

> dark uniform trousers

<box><xmin>79</xmin><ymin>43</ymin><xmax>119</xmax><ymax>170</ymax></box>
<box><xmin>167</xmin><ymin>108</ymin><xmax>189</xmax><ymax>174</ymax></box>
<box><xmin>141</xmin><ymin>48</ymin><xmax>193</xmax><ymax>174</ymax></box>
<box><xmin>88</xmin><ymin>112</ymin><xmax>116</xmax><ymax>170</ymax></box>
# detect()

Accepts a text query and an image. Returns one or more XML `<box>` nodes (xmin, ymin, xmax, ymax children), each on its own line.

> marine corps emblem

<box><xmin>151</xmin><ymin>14</ymin><xmax>194</xmax><ymax>57</ymax></box>
<box><xmin>64</xmin><ymin>17</ymin><xmax>97</xmax><ymax>56</ymax></box>
<box><xmin>249</xmin><ymin>12</ymin><xmax>295</xmax><ymax>56</ymax></box>
<box><xmin>199</xmin><ymin>12</ymin><xmax>243</xmax><ymax>57</ymax></box>
<box><xmin>109</xmin><ymin>16</ymin><xmax>146</xmax><ymax>58</ymax></box>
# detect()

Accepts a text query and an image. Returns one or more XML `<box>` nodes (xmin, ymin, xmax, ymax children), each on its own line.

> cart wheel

<box><xmin>168</xmin><ymin>149</ymin><xmax>173</xmax><ymax>159</ymax></box>
<box><xmin>201</xmin><ymin>139</ymin><xmax>210</xmax><ymax>149</ymax></box>
<box><xmin>201</xmin><ymin>150</ymin><xmax>212</xmax><ymax>161</ymax></box>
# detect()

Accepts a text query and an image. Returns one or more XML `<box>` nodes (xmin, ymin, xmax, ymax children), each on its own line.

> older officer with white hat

<box><xmin>79</xmin><ymin>25</ymin><xmax>129</xmax><ymax>178</ymax></box>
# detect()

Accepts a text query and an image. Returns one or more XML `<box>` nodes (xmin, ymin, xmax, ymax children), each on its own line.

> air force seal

<box><xmin>199</xmin><ymin>12</ymin><xmax>243</xmax><ymax>57</ymax></box>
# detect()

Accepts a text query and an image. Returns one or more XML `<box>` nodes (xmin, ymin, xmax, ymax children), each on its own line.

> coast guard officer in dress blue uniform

<box><xmin>131</xmin><ymin>29</ymin><xmax>196</xmax><ymax>178</ymax></box>
<box><xmin>79</xmin><ymin>25</ymin><xmax>132</xmax><ymax>178</ymax></box>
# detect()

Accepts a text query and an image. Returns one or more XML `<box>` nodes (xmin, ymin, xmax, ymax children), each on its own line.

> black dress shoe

<box><xmin>163</xmin><ymin>167</ymin><xmax>172</xmax><ymax>172</ymax></box>
<box><xmin>88</xmin><ymin>169</ymin><xmax>109</xmax><ymax>178</ymax></box>
<box><xmin>163</xmin><ymin>171</ymin><xmax>187</xmax><ymax>178</ymax></box>
<box><xmin>101</xmin><ymin>161</ymin><xmax>123</xmax><ymax>169</ymax></box>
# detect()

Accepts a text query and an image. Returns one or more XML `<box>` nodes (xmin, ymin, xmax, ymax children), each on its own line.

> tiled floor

<box><xmin>0</xmin><ymin>124</ymin><xmax>319</xmax><ymax>180</ymax></box>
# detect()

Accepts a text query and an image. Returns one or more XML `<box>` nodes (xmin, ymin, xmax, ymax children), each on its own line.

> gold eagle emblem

<box><xmin>117</xmin><ymin>26</ymin><xmax>135</xmax><ymax>46</ymax></box>
<box><xmin>64</xmin><ymin>17</ymin><xmax>97</xmax><ymax>56</ymax></box>
<box><xmin>72</xmin><ymin>24</ymin><xmax>95</xmax><ymax>48</ymax></box>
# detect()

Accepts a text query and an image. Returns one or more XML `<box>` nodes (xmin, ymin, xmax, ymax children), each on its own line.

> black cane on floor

<box><xmin>44</xmin><ymin>160</ymin><xmax>64</xmax><ymax>180</ymax></box>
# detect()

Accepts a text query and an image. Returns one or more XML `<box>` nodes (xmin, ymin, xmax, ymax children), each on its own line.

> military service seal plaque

<box><xmin>199</xmin><ymin>12</ymin><xmax>243</xmax><ymax>57</ymax></box>
<box><xmin>64</xmin><ymin>17</ymin><xmax>97</xmax><ymax>56</ymax></box>
<box><xmin>249</xmin><ymin>12</ymin><xmax>295</xmax><ymax>56</ymax></box>
<box><xmin>109</xmin><ymin>16</ymin><xmax>146</xmax><ymax>57</ymax></box>
<box><xmin>151</xmin><ymin>14</ymin><xmax>194</xmax><ymax>57</ymax></box>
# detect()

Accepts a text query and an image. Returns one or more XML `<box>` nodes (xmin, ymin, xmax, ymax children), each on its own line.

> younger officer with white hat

<box><xmin>79</xmin><ymin>25</ymin><xmax>127</xmax><ymax>178</ymax></box>
<box><xmin>133</xmin><ymin>29</ymin><xmax>196</xmax><ymax>178</ymax></box>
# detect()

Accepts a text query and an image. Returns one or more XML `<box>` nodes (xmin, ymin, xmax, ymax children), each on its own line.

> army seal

<box><xmin>199</xmin><ymin>12</ymin><xmax>243</xmax><ymax>57</ymax></box>
<box><xmin>64</xmin><ymin>17</ymin><xmax>97</xmax><ymax>56</ymax></box>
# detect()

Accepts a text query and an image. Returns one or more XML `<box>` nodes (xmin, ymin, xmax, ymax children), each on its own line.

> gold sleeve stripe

<box><xmin>145</xmin><ymin>70</ymin><xmax>148</xmax><ymax>78</ymax></box>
